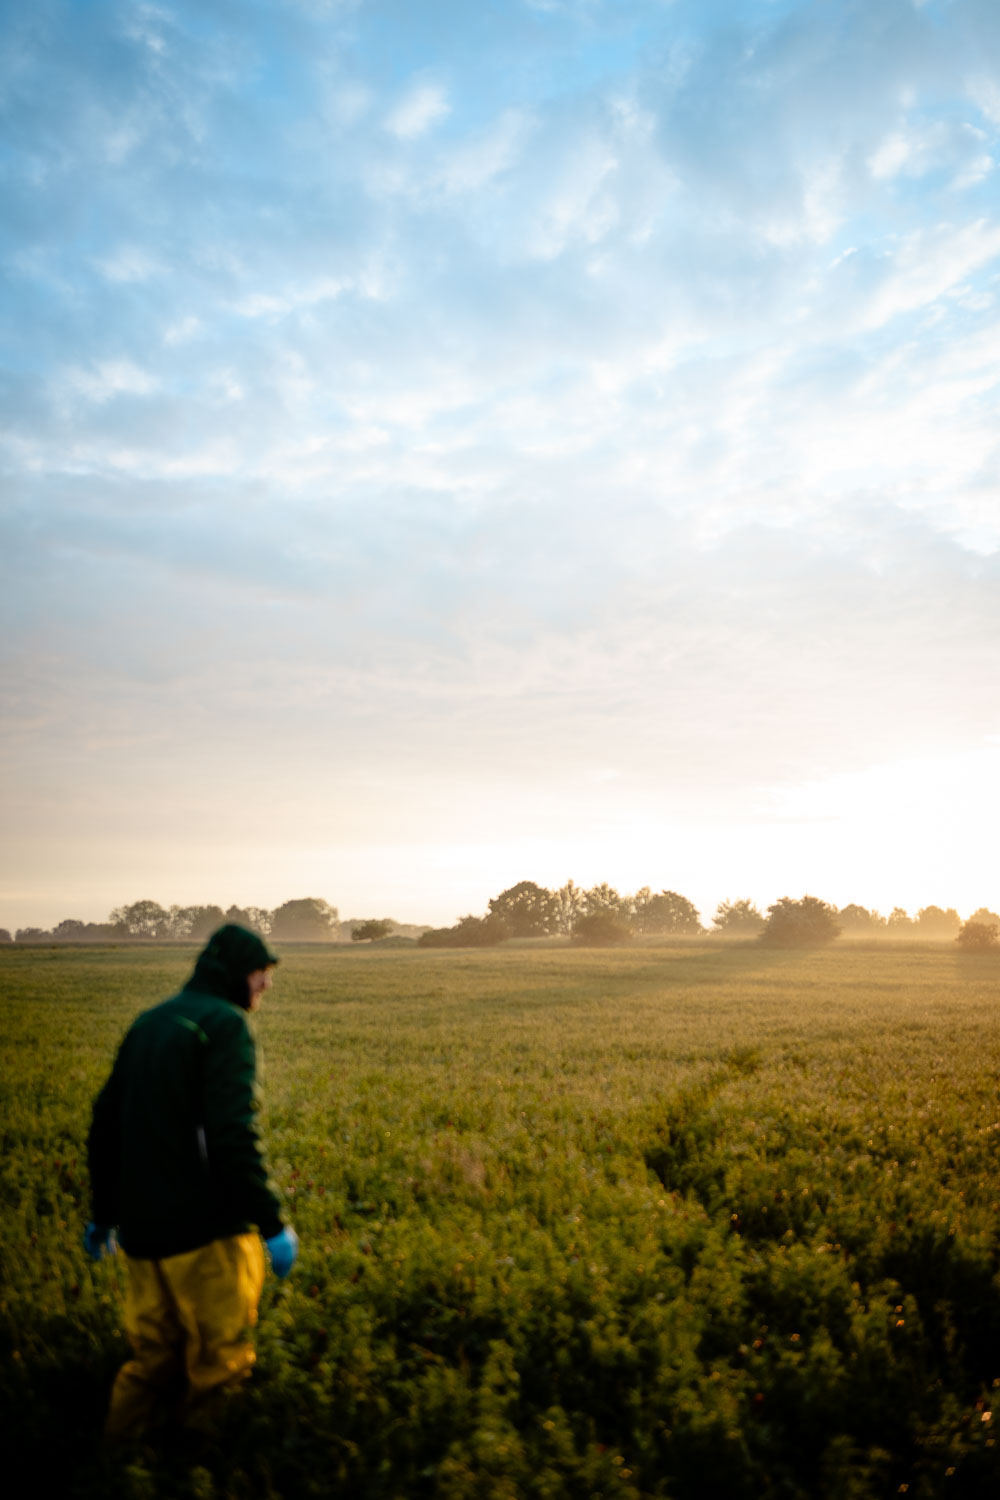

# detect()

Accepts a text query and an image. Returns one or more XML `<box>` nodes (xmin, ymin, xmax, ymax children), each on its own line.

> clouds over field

<box><xmin>3</xmin><ymin>0</ymin><xmax>1000</xmax><ymax>923</ymax></box>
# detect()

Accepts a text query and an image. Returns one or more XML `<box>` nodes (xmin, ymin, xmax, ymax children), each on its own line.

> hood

<box><xmin>183</xmin><ymin>923</ymin><xmax>279</xmax><ymax>1010</ymax></box>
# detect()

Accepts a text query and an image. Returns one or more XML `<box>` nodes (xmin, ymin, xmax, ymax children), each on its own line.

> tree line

<box><xmin>1</xmin><ymin>897</ymin><xmax>426</xmax><ymax>946</ymax></box>
<box><xmin>4</xmin><ymin>887</ymin><xmax>999</xmax><ymax>950</ymax></box>
<box><xmin>417</xmin><ymin>883</ymin><xmax>1000</xmax><ymax>949</ymax></box>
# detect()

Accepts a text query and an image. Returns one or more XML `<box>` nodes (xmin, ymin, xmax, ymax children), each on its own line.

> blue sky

<box><xmin>3</xmin><ymin>0</ymin><xmax>1000</xmax><ymax>929</ymax></box>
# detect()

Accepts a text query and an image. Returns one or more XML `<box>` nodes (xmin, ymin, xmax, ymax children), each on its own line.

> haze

<box><xmin>3</xmin><ymin>0</ymin><xmax>1000</xmax><ymax>932</ymax></box>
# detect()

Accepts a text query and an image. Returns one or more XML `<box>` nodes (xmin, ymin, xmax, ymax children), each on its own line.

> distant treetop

<box><xmin>712</xmin><ymin>899</ymin><xmax>765</xmax><ymax>936</ymax></box>
<box><xmin>760</xmin><ymin>896</ymin><xmax>841</xmax><ymax>948</ymax></box>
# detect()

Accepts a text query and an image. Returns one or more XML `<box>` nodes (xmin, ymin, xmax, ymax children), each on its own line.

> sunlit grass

<box><xmin>2</xmin><ymin>942</ymin><xmax>1000</xmax><ymax>1498</ymax></box>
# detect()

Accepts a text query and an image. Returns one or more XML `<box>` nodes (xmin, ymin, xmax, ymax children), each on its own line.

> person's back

<box><xmin>85</xmin><ymin>924</ymin><xmax>299</xmax><ymax>1439</ymax></box>
<box><xmin>94</xmin><ymin>987</ymin><xmax>280</xmax><ymax>1258</ymax></box>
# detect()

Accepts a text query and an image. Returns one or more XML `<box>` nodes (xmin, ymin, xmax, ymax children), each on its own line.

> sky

<box><xmin>3</xmin><ymin>0</ymin><xmax>1000</xmax><ymax>931</ymax></box>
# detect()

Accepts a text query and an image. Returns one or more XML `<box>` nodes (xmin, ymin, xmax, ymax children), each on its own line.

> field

<box><xmin>3</xmin><ymin>941</ymin><xmax>1000</xmax><ymax>1499</ymax></box>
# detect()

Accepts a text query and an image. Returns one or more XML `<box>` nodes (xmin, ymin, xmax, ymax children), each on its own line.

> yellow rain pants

<box><xmin>105</xmin><ymin>1232</ymin><xmax>265</xmax><ymax>1441</ymax></box>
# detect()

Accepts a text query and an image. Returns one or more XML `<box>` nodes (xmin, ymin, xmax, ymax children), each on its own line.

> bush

<box><xmin>759</xmin><ymin>896</ymin><xmax>841</xmax><ymax>948</ymax></box>
<box><xmin>956</xmin><ymin>920</ymin><xmax>1000</xmax><ymax>951</ymax></box>
<box><xmin>632</xmin><ymin>890</ymin><xmax>701</xmax><ymax>935</ymax></box>
<box><xmin>836</xmin><ymin>904</ymin><xmax>886</xmax><ymax>936</ymax></box>
<box><xmin>570</xmin><ymin>912</ymin><xmax>632</xmax><ymax>946</ymax></box>
<box><xmin>269</xmin><ymin>897</ymin><xmax>340</xmax><ymax>941</ymax></box>
<box><xmin>418</xmin><ymin>914</ymin><xmax>509</xmax><ymax>948</ymax></box>
<box><xmin>711</xmin><ymin>899</ymin><xmax>765</xmax><ymax>936</ymax></box>
<box><xmin>487</xmin><ymin>881</ymin><xmax>559</xmax><ymax>937</ymax></box>
<box><xmin>351</xmin><ymin>920</ymin><xmax>393</xmax><ymax>943</ymax></box>
<box><xmin>915</xmin><ymin>905</ymin><xmax>962</xmax><ymax>940</ymax></box>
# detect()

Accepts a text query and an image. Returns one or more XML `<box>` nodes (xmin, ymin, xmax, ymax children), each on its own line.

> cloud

<box><xmin>163</xmin><ymin>315</ymin><xmax>201</xmax><ymax>345</ymax></box>
<box><xmin>867</xmin><ymin>116</ymin><xmax>995</xmax><ymax>190</ymax></box>
<box><xmin>231</xmin><ymin>276</ymin><xmax>351</xmax><ymax>319</ymax></box>
<box><xmin>59</xmin><ymin>360</ymin><xmax>160</xmax><ymax>404</ymax></box>
<box><xmin>863</xmin><ymin>218</ymin><xmax>1000</xmax><ymax>327</ymax></box>
<box><xmin>385</xmin><ymin>81</ymin><xmax>450</xmax><ymax>139</ymax></box>
<box><xmin>435</xmin><ymin>109</ymin><xmax>534</xmax><ymax>195</ymax></box>
<box><xmin>95</xmin><ymin>245</ymin><xmax>164</xmax><ymax>282</ymax></box>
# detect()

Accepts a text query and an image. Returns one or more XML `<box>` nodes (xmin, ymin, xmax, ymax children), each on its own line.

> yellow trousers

<box><xmin>106</xmin><ymin>1232</ymin><xmax>265</xmax><ymax>1441</ymax></box>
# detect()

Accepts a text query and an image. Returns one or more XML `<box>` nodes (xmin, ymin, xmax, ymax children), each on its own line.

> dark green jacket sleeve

<box><xmin>203</xmin><ymin>1009</ymin><xmax>285</xmax><ymax>1240</ymax></box>
<box><xmin>87</xmin><ymin>1059</ymin><xmax>123</xmax><ymax>1228</ymax></box>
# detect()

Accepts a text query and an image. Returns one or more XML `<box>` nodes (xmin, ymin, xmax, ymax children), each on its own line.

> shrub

<box><xmin>351</xmin><ymin>920</ymin><xmax>393</xmax><ymax>943</ymax></box>
<box><xmin>915</xmin><ymin>905</ymin><xmax>962</xmax><ymax>940</ymax></box>
<box><xmin>632</xmin><ymin>890</ymin><xmax>701</xmax><ymax>935</ymax></box>
<box><xmin>711</xmin><ymin>899</ymin><xmax>765</xmax><ymax>936</ymax></box>
<box><xmin>269</xmin><ymin>897</ymin><xmax>340</xmax><ymax>941</ymax></box>
<box><xmin>487</xmin><ymin>881</ymin><xmax>559</xmax><ymax>937</ymax></box>
<box><xmin>836</xmin><ymin>904</ymin><xmax>886</xmax><ymax>936</ymax></box>
<box><xmin>956</xmin><ymin>919</ymin><xmax>1000</xmax><ymax>951</ymax></box>
<box><xmin>418</xmin><ymin>914</ymin><xmax>509</xmax><ymax>948</ymax></box>
<box><xmin>570</xmin><ymin>912</ymin><xmax>632</xmax><ymax>946</ymax></box>
<box><xmin>759</xmin><ymin>896</ymin><xmax>841</xmax><ymax>948</ymax></box>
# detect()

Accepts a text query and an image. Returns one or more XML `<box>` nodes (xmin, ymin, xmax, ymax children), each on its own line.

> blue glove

<box><xmin>265</xmin><ymin>1225</ymin><xmax>299</xmax><ymax>1278</ymax></box>
<box><xmin>84</xmin><ymin>1222</ymin><xmax>117</xmax><ymax>1260</ymax></box>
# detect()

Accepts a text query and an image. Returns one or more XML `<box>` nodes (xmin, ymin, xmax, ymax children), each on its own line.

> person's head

<box><xmin>246</xmin><ymin>966</ymin><xmax>274</xmax><ymax>1011</ymax></box>
<box><xmin>188</xmin><ymin>924</ymin><xmax>280</xmax><ymax>1010</ymax></box>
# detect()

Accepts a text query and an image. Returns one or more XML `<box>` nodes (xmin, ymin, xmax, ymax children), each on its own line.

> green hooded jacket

<box><xmin>87</xmin><ymin>926</ymin><xmax>286</xmax><ymax>1258</ymax></box>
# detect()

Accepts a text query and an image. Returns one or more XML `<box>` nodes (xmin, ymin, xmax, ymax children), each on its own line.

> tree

<box><xmin>915</xmin><ymin>905</ymin><xmax>961</xmax><ymax>940</ymax></box>
<box><xmin>417</xmin><ymin>927</ymin><xmax>450</xmax><ymax>948</ymax></box>
<box><xmin>269</xmin><ymin>898</ymin><xmax>340</xmax><ymax>941</ymax></box>
<box><xmin>760</xmin><ymin>896</ymin><xmax>841</xmax><ymax>948</ymax></box>
<box><xmin>571</xmin><ymin>912</ymin><xmax>632</xmax><ymax>946</ymax></box>
<box><xmin>553</xmin><ymin>881</ymin><xmax>585</xmax><ymax>936</ymax></box>
<box><xmin>887</xmin><ymin>907</ymin><xmax>914</xmax><ymax>935</ymax></box>
<box><xmin>581</xmin><ymin>884</ymin><xmax>627</xmax><ymax>919</ymax></box>
<box><xmin>15</xmin><ymin>927</ymin><xmax>49</xmax><ymax>942</ymax></box>
<box><xmin>487</xmin><ymin>882</ymin><xmax>558</xmax><ymax>938</ymax></box>
<box><xmin>836</xmin><ymin>905</ymin><xmax>886</xmax><ymax>937</ymax></box>
<box><xmin>956</xmin><ymin>919</ymin><xmax>1000</xmax><ymax>950</ymax></box>
<box><xmin>0</xmin><ymin>929</ymin><xmax>10</xmax><ymax>944</ymax></box>
<box><xmin>418</xmin><ymin>913</ymin><xmax>509</xmax><ymax>948</ymax></box>
<box><xmin>712</xmin><ymin>899</ymin><xmax>765</xmax><ymax>936</ymax></box>
<box><xmin>226</xmin><ymin>905</ymin><xmax>271</xmax><ymax>936</ymax></box>
<box><xmin>351</xmin><ymin>920</ymin><xmax>392</xmax><ymax>943</ymax></box>
<box><xmin>168</xmin><ymin>905</ymin><xmax>227</xmax><ymax>942</ymax></box>
<box><xmin>455</xmin><ymin>913</ymin><xmax>509</xmax><ymax>946</ymax></box>
<box><xmin>968</xmin><ymin>907</ymin><xmax>1000</xmax><ymax>930</ymax></box>
<box><xmin>632</xmin><ymin>889</ymin><xmax>701</xmax><ymax>935</ymax></box>
<box><xmin>108</xmin><ymin>900</ymin><xmax>171</xmax><ymax>939</ymax></box>
<box><xmin>51</xmin><ymin>919</ymin><xmax>114</xmax><ymax>941</ymax></box>
<box><xmin>52</xmin><ymin>919</ymin><xmax>88</xmax><ymax>941</ymax></box>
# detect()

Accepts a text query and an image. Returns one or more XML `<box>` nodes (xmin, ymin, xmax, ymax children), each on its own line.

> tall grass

<box><xmin>2</xmin><ymin>942</ymin><xmax>999</xmax><ymax>1497</ymax></box>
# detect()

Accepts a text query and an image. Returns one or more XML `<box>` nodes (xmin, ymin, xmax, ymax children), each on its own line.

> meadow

<box><xmin>2</xmin><ymin>940</ymin><xmax>1000</xmax><ymax>1499</ymax></box>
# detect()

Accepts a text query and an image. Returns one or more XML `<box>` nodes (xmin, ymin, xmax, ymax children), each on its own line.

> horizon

<box><xmin>4</xmin><ymin>1</ymin><xmax>1000</xmax><ymax>930</ymax></box>
<box><xmin>3</xmin><ymin>881</ymin><xmax>995</xmax><ymax>938</ymax></box>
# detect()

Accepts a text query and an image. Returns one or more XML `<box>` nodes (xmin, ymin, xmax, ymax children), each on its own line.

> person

<box><xmin>84</xmin><ymin>923</ymin><xmax>299</xmax><ymax>1440</ymax></box>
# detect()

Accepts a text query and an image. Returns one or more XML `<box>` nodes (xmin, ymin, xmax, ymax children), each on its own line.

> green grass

<box><xmin>2</xmin><ymin>941</ymin><xmax>1000</xmax><ymax>1498</ymax></box>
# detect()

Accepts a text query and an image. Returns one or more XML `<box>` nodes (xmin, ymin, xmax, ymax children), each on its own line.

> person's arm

<box><xmin>86</xmin><ymin>1058</ymin><xmax>123</xmax><ymax>1231</ymax></box>
<box><xmin>202</xmin><ymin>1010</ymin><xmax>285</xmax><ymax>1240</ymax></box>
